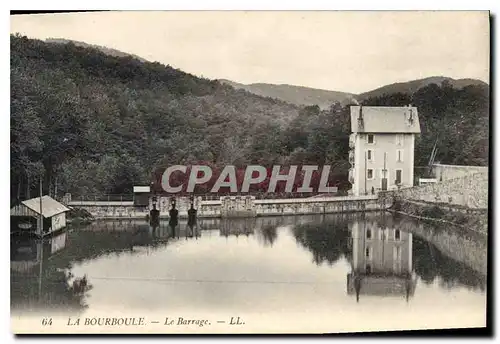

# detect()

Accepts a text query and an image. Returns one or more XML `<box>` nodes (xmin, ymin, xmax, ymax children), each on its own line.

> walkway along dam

<box><xmin>65</xmin><ymin>194</ymin><xmax>388</xmax><ymax>219</ymax></box>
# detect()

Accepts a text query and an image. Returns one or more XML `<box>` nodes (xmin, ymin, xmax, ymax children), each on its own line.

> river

<box><xmin>11</xmin><ymin>212</ymin><xmax>487</xmax><ymax>333</ymax></box>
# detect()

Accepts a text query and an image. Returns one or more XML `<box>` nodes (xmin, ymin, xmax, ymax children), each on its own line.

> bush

<box><xmin>68</xmin><ymin>207</ymin><xmax>94</xmax><ymax>221</ymax></box>
<box><xmin>421</xmin><ymin>205</ymin><xmax>445</xmax><ymax>218</ymax></box>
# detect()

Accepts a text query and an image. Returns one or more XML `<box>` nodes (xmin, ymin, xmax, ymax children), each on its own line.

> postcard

<box><xmin>10</xmin><ymin>10</ymin><xmax>489</xmax><ymax>334</ymax></box>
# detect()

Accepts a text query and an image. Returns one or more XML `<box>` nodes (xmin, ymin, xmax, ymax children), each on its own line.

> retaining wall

<box><xmin>432</xmin><ymin>164</ymin><xmax>488</xmax><ymax>182</ymax></box>
<box><xmin>67</xmin><ymin>194</ymin><xmax>391</xmax><ymax>219</ymax></box>
<box><xmin>395</xmin><ymin>172</ymin><xmax>488</xmax><ymax>209</ymax></box>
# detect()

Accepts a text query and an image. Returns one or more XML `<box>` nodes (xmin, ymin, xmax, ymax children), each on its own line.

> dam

<box><xmin>66</xmin><ymin>194</ymin><xmax>390</xmax><ymax>219</ymax></box>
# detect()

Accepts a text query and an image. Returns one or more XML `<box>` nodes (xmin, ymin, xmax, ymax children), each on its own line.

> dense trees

<box><xmin>10</xmin><ymin>35</ymin><xmax>303</xmax><ymax>201</ymax></box>
<box><xmin>361</xmin><ymin>81</ymin><xmax>489</xmax><ymax>167</ymax></box>
<box><xmin>10</xmin><ymin>34</ymin><xmax>489</xmax><ymax>203</ymax></box>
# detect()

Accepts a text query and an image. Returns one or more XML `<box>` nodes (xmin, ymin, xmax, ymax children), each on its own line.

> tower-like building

<box><xmin>348</xmin><ymin>105</ymin><xmax>421</xmax><ymax>196</ymax></box>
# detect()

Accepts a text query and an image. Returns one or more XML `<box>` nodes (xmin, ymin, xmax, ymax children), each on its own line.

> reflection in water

<box><xmin>11</xmin><ymin>231</ymin><xmax>93</xmax><ymax>313</ymax></box>
<box><xmin>11</xmin><ymin>213</ymin><xmax>486</xmax><ymax>316</ymax></box>
<box><xmin>186</xmin><ymin>203</ymin><xmax>200</xmax><ymax>240</ymax></box>
<box><xmin>259</xmin><ymin>225</ymin><xmax>278</xmax><ymax>247</ymax></box>
<box><xmin>412</xmin><ymin>235</ymin><xmax>486</xmax><ymax>292</ymax></box>
<box><xmin>346</xmin><ymin>215</ymin><xmax>416</xmax><ymax>302</ymax></box>
<box><xmin>220</xmin><ymin>218</ymin><xmax>255</xmax><ymax>238</ymax></box>
<box><xmin>169</xmin><ymin>200</ymin><xmax>179</xmax><ymax>239</ymax></box>
<box><xmin>291</xmin><ymin>214</ymin><xmax>351</xmax><ymax>265</ymax></box>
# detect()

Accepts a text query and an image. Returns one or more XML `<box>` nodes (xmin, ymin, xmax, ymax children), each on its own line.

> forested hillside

<box><xmin>45</xmin><ymin>38</ymin><xmax>149</xmax><ymax>62</ymax></box>
<box><xmin>357</xmin><ymin>76</ymin><xmax>488</xmax><ymax>101</ymax></box>
<box><xmin>10</xmin><ymin>34</ymin><xmax>489</xmax><ymax>202</ymax></box>
<box><xmin>219</xmin><ymin>79</ymin><xmax>355</xmax><ymax>109</ymax></box>
<box><xmin>360</xmin><ymin>81</ymin><xmax>489</xmax><ymax>167</ymax></box>
<box><xmin>11</xmin><ymin>34</ymin><xmax>306</xmax><ymax>200</ymax></box>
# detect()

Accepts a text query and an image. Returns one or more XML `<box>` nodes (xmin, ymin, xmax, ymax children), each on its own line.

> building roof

<box><xmin>350</xmin><ymin>106</ymin><xmax>421</xmax><ymax>133</ymax></box>
<box><xmin>133</xmin><ymin>186</ymin><xmax>150</xmax><ymax>193</ymax></box>
<box><xmin>16</xmin><ymin>195</ymin><xmax>70</xmax><ymax>218</ymax></box>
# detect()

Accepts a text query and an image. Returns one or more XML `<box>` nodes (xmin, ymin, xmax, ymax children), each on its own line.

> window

<box><xmin>366</xmin><ymin>228</ymin><xmax>372</xmax><ymax>239</ymax></box>
<box><xmin>367</xmin><ymin>149</ymin><xmax>374</xmax><ymax>161</ymax></box>
<box><xmin>395</xmin><ymin>169</ymin><xmax>402</xmax><ymax>185</ymax></box>
<box><xmin>396</xmin><ymin>134</ymin><xmax>404</xmax><ymax>146</ymax></box>
<box><xmin>367</xmin><ymin>169</ymin><xmax>374</xmax><ymax>180</ymax></box>
<box><xmin>367</xmin><ymin>134</ymin><xmax>375</xmax><ymax>144</ymax></box>
<box><xmin>395</xmin><ymin>229</ymin><xmax>401</xmax><ymax>241</ymax></box>
<box><xmin>397</xmin><ymin>149</ymin><xmax>404</xmax><ymax>162</ymax></box>
<box><xmin>365</xmin><ymin>246</ymin><xmax>372</xmax><ymax>259</ymax></box>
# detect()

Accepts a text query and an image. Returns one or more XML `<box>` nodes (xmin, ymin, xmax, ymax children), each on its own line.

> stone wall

<box><xmin>67</xmin><ymin>202</ymin><xmax>148</xmax><ymax>219</ymax></box>
<box><xmin>68</xmin><ymin>195</ymin><xmax>391</xmax><ymax>219</ymax></box>
<box><xmin>254</xmin><ymin>195</ymin><xmax>386</xmax><ymax>216</ymax></box>
<box><xmin>395</xmin><ymin>171</ymin><xmax>488</xmax><ymax>209</ymax></box>
<box><xmin>393</xmin><ymin>199</ymin><xmax>488</xmax><ymax>235</ymax></box>
<box><xmin>432</xmin><ymin>164</ymin><xmax>488</xmax><ymax>182</ymax></box>
<box><xmin>220</xmin><ymin>196</ymin><xmax>256</xmax><ymax>218</ymax></box>
<box><xmin>197</xmin><ymin>200</ymin><xmax>222</xmax><ymax>218</ymax></box>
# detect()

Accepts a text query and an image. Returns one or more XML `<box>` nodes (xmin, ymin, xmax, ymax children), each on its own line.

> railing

<box><xmin>65</xmin><ymin>192</ymin><xmax>349</xmax><ymax>204</ymax></box>
<box><xmin>152</xmin><ymin>192</ymin><xmax>348</xmax><ymax>200</ymax></box>
<box><xmin>67</xmin><ymin>194</ymin><xmax>134</xmax><ymax>203</ymax></box>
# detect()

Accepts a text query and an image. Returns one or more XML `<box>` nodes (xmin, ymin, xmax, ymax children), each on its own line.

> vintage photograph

<box><xmin>9</xmin><ymin>11</ymin><xmax>489</xmax><ymax>334</ymax></box>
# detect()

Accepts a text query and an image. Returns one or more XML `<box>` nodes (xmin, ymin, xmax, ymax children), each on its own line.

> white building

<box><xmin>348</xmin><ymin>105</ymin><xmax>421</xmax><ymax>196</ymax></box>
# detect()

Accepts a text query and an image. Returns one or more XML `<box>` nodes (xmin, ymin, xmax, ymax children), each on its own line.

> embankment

<box><xmin>395</xmin><ymin>171</ymin><xmax>488</xmax><ymax>209</ymax></box>
<box><xmin>394</xmin><ymin>213</ymin><xmax>487</xmax><ymax>275</ymax></box>
<box><xmin>391</xmin><ymin>199</ymin><xmax>488</xmax><ymax>236</ymax></box>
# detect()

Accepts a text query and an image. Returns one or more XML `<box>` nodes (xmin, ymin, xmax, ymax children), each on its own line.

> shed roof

<box><xmin>16</xmin><ymin>196</ymin><xmax>69</xmax><ymax>218</ymax></box>
<box><xmin>133</xmin><ymin>186</ymin><xmax>150</xmax><ymax>193</ymax></box>
<box><xmin>350</xmin><ymin>106</ymin><xmax>421</xmax><ymax>133</ymax></box>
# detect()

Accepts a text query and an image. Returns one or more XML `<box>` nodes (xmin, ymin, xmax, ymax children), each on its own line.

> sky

<box><xmin>10</xmin><ymin>11</ymin><xmax>490</xmax><ymax>94</ymax></box>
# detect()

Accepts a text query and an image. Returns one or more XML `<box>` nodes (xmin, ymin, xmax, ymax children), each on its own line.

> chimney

<box><xmin>357</xmin><ymin>106</ymin><xmax>364</xmax><ymax>131</ymax></box>
<box><xmin>408</xmin><ymin>108</ymin><xmax>414</xmax><ymax>125</ymax></box>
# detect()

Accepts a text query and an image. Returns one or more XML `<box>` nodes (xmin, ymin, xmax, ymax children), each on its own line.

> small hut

<box><xmin>133</xmin><ymin>186</ymin><xmax>151</xmax><ymax>207</ymax></box>
<box><xmin>10</xmin><ymin>195</ymin><xmax>70</xmax><ymax>236</ymax></box>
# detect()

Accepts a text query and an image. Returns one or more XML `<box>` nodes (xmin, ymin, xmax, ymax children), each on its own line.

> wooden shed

<box><xmin>133</xmin><ymin>186</ymin><xmax>151</xmax><ymax>207</ymax></box>
<box><xmin>10</xmin><ymin>195</ymin><xmax>70</xmax><ymax>236</ymax></box>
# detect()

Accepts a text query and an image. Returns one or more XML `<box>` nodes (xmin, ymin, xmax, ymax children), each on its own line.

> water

<box><xmin>11</xmin><ymin>213</ymin><xmax>487</xmax><ymax>333</ymax></box>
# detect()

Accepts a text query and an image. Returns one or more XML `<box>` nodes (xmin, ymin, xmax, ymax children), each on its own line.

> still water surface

<box><xmin>11</xmin><ymin>213</ymin><xmax>486</xmax><ymax>333</ymax></box>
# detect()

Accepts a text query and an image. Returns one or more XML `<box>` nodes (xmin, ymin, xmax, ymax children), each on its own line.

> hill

<box><xmin>359</xmin><ymin>81</ymin><xmax>489</xmax><ymax>168</ymax></box>
<box><xmin>11</xmin><ymin>34</ymin><xmax>304</xmax><ymax>200</ymax></box>
<box><xmin>45</xmin><ymin>38</ymin><xmax>149</xmax><ymax>62</ymax></box>
<box><xmin>357</xmin><ymin>76</ymin><xmax>488</xmax><ymax>101</ymax></box>
<box><xmin>219</xmin><ymin>79</ymin><xmax>355</xmax><ymax>109</ymax></box>
<box><xmin>220</xmin><ymin>76</ymin><xmax>487</xmax><ymax>108</ymax></box>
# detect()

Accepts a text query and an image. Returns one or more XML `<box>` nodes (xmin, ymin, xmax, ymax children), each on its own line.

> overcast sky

<box><xmin>10</xmin><ymin>11</ymin><xmax>490</xmax><ymax>94</ymax></box>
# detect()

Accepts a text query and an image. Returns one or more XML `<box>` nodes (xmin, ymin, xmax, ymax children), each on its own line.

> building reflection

<box><xmin>11</xmin><ymin>231</ymin><xmax>92</xmax><ymax>312</ymax></box>
<box><xmin>130</xmin><ymin>219</ymin><xmax>202</xmax><ymax>249</ymax></box>
<box><xmin>11</xmin><ymin>231</ymin><xmax>68</xmax><ymax>273</ymax></box>
<box><xmin>220</xmin><ymin>218</ymin><xmax>255</xmax><ymax>238</ymax></box>
<box><xmin>347</xmin><ymin>217</ymin><xmax>417</xmax><ymax>302</ymax></box>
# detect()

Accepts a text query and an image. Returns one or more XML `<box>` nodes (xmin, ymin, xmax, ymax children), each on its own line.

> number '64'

<box><xmin>41</xmin><ymin>318</ymin><xmax>52</xmax><ymax>326</ymax></box>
